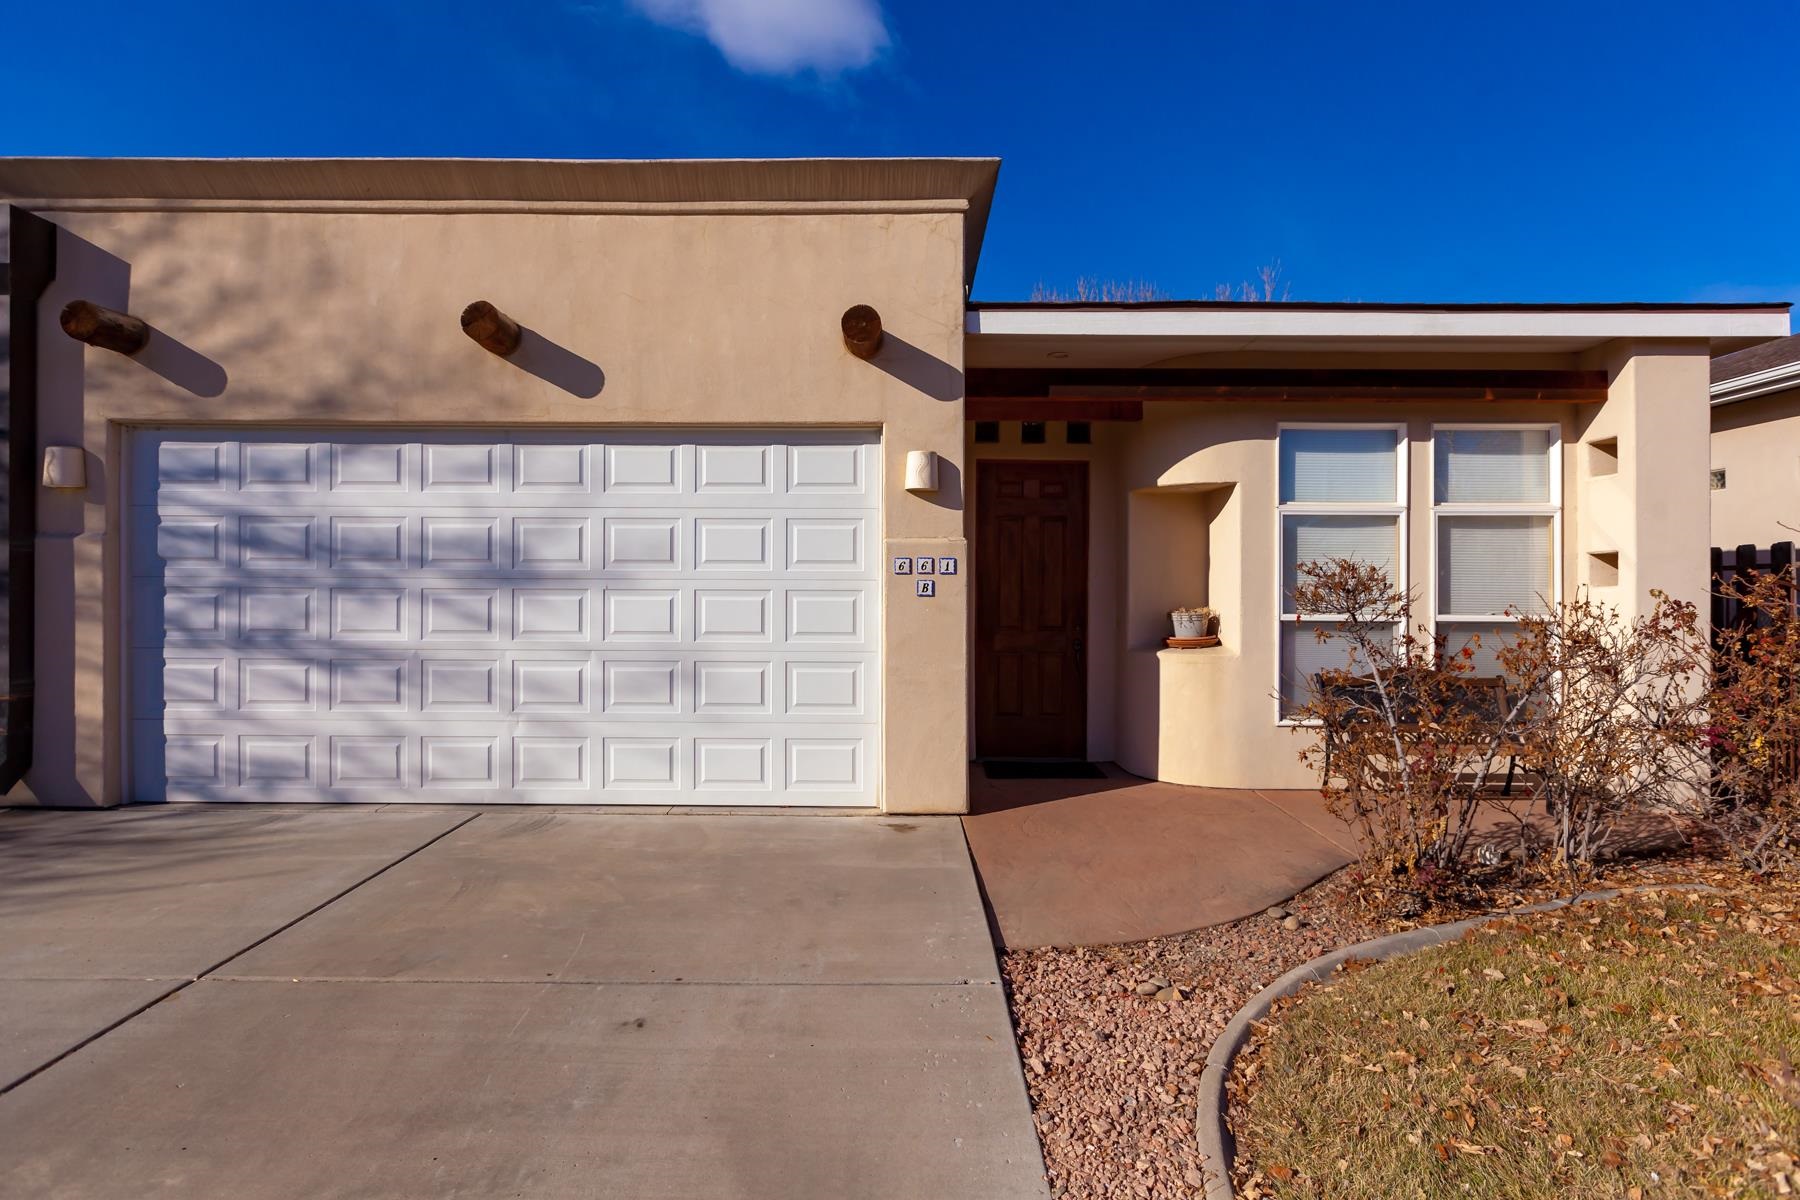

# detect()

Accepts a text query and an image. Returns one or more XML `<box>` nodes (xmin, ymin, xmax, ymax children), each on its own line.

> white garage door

<box><xmin>128</xmin><ymin>430</ymin><xmax>881</xmax><ymax>806</ymax></box>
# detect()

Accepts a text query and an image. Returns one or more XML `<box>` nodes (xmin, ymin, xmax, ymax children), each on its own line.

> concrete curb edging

<box><xmin>1194</xmin><ymin>884</ymin><xmax>1719</xmax><ymax>1200</ymax></box>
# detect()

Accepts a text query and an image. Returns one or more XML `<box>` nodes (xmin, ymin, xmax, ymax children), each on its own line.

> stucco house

<box><xmin>0</xmin><ymin>158</ymin><xmax>1790</xmax><ymax>813</ymax></box>
<box><xmin>1711</xmin><ymin>333</ymin><xmax>1800</xmax><ymax>548</ymax></box>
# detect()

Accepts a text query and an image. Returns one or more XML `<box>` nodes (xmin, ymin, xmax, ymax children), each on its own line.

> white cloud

<box><xmin>628</xmin><ymin>0</ymin><xmax>890</xmax><ymax>76</ymax></box>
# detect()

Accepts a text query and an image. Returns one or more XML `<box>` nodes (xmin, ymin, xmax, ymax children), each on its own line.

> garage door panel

<box><xmin>135</xmin><ymin>582</ymin><xmax>878</xmax><ymax>651</ymax></box>
<box><xmin>140</xmin><ymin>432</ymin><xmax>872</xmax><ymax>500</ymax></box>
<box><xmin>130</xmin><ymin>430</ymin><xmax>879</xmax><ymax>806</ymax></box>
<box><xmin>136</xmin><ymin>727</ymin><xmax>874</xmax><ymax>807</ymax></box>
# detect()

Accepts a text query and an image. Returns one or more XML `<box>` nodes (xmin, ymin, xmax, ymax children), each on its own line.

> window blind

<box><xmin>1435</xmin><ymin>428</ymin><xmax>1552</xmax><ymax>503</ymax></box>
<box><xmin>1279</xmin><ymin>622</ymin><xmax>1364</xmax><ymax>713</ymax></box>
<box><xmin>1437</xmin><ymin>516</ymin><xmax>1553</xmax><ymax>614</ymax></box>
<box><xmin>1281</xmin><ymin>514</ymin><xmax>1400</xmax><ymax>613</ymax></box>
<box><xmin>1438</xmin><ymin>621</ymin><xmax>1515</xmax><ymax>677</ymax></box>
<box><xmin>1280</xmin><ymin>428</ymin><xmax>1398</xmax><ymax>503</ymax></box>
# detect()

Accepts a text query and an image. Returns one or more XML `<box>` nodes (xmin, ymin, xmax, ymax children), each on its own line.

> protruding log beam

<box><xmin>59</xmin><ymin>301</ymin><xmax>150</xmax><ymax>356</ymax></box>
<box><xmin>461</xmin><ymin>300</ymin><xmax>523</xmax><ymax>358</ymax></box>
<box><xmin>841</xmin><ymin>304</ymin><xmax>884</xmax><ymax>360</ymax></box>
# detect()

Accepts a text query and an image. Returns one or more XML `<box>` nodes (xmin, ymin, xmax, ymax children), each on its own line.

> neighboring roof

<box><xmin>0</xmin><ymin>156</ymin><xmax>1003</xmax><ymax>285</ymax></box>
<box><xmin>965</xmin><ymin>302</ymin><xmax>1792</xmax><ymax>367</ymax></box>
<box><xmin>1711</xmin><ymin>333</ymin><xmax>1800</xmax><ymax>405</ymax></box>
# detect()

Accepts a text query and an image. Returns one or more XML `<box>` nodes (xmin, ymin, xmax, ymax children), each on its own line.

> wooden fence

<box><xmin>1711</xmin><ymin>541</ymin><xmax>1800</xmax><ymax>788</ymax></box>
<box><xmin>1711</xmin><ymin>540</ymin><xmax>1798</xmax><ymax>634</ymax></box>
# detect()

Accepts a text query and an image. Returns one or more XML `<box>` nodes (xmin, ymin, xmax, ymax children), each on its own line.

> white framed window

<box><xmin>1276</xmin><ymin>424</ymin><xmax>1408</xmax><ymax>718</ymax></box>
<box><xmin>1430</xmin><ymin>424</ymin><xmax>1562</xmax><ymax>675</ymax></box>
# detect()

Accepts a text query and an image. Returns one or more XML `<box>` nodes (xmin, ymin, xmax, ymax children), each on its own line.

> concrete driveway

<box><xmin>0</xmin><ymin>806</ymin><xmax>1047</xmax><ymax>1199</ymax></box>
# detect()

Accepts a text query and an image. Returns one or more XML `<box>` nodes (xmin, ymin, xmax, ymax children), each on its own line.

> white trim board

<box><xmin>966</xmin><ymin>307</ymin><xmax>1789</xmax><ymax>344</ymax></box>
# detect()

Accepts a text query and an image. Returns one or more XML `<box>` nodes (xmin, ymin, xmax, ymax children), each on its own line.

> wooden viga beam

<box><xmin>461</xmin><ymin>300</ymin><xmax>523</xmax><ymax>357</ymax></box>
<box><xmin>841</xmin><ymin>304</ymin><xmax>883</xmax><ymax>359</ymax></box>
<box><xmin>60</xmin><ymin>301</ymin><xmax>151</xmax><ymax>356</ymax></box>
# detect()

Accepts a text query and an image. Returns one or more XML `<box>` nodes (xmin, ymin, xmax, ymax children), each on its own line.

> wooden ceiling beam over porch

<box><xmin>966</xmin><ymin>398</ymin><xmax>1144</xmax><ymax>422</ymax></box>
<box><xmin>965</xmin><ymin>367</ymin><xmax>1611</xmax><ymax>405</ymax></box>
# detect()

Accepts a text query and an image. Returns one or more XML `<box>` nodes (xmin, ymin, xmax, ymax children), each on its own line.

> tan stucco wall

<box><xmin>1574</xmin><ymin>343</ymin><xmax>1714</xmax><ymax>620</ymax></box>
<box><xmin>15</xmin><ymin>204</ymin><xmax>972</xmax><ymax>811</ymax></box>
<box><xmin>1106</xmin><ymin>399</ymin><xmax>1586</xmax><ymax>789</ymax></box>
<box><xmin>962</xmin><ymin>347</ymin><xmax>1714</xmax><ymax>795</ymax></box>
<box><xmin>1711</xmin><ymin>384</ymin><xmax>1800</xmax><ymax>548</ymax></box>
<box><xmin>967</xmin><ymin>355</ymin><xmax>1711</xmax><ymax>792</ymax></box>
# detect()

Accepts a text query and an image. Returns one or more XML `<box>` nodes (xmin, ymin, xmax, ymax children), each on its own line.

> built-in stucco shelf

<box><xmin>1127</xmin><ymin>482</ymin><xmax>1237</xmax><ymax>652</ymax></box>
<box><xmin>1153</xmin><ymin>645</ymin><xmax>1234</xmax><ymax>664</ymax></box>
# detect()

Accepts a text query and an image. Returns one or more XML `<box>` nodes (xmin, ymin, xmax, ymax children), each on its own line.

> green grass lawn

<box><xmin>1230</xmin><ymin>889</ymin><xmax>1799</xmax><ymax>1199</ymax></box>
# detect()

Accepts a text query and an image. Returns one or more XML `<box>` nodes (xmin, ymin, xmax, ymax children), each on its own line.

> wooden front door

<box><xmin>976</xmin><ymin>461</ymin><xmax>1089</xmax><ymax>759</ymax></box>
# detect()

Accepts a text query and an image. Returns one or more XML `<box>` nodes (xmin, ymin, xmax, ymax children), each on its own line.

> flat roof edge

<box><xmin>0</xmin><ymin>156</ymin><xmax>1002</xmax><ymax>286</ymax></box>
<box><xmin>0</xmin><ymin>156</ymin><xmax>1001</xmax><ymax>204</ymax></box>
<box><xmin>969</xmin><ymin>300</ymin><xmax>1792</xmax><ymax>313</ymax></box>
<box><xmin>964</xmin><ymin>306</ymin><xmax>1792</xmax><ymax>343</ymax></box>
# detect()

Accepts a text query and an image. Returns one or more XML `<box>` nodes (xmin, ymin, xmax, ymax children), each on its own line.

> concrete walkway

<box><xmin>962</xmin><ymin>766</ymin><xmax>1360</xmax><ymax>949</ymax></box>
<box><xmin>0</xmin><ymin>806</ymin><xmax>1047</xmax><ymax>1200</ymax></box>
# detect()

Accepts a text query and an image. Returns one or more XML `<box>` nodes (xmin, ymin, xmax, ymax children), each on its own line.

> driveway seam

<box><xmin>0</xmin><ymin>812</ymin><xmax>481</xmax><ymax>1097</ymax></box>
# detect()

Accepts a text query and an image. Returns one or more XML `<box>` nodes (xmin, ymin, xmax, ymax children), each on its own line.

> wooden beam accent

<box><xmin>59</xmin><ymin>301</ymin><xmax>149</xmax><ymax>356</ymax></box>
<box><xmin>460</xmin><ymin>300</ymin><xmax>523</xmax><ymax>357</ymax></box>
<box><xmin>841</xmin><ymin>304</ymin><xmax>883</xmax><ymax>359</ymax></box>
<box><xmin>991</xmin><ymin>387</ymin><xmax>1595</xmax><ymax>404</ymax></box>
<box><xmin>967</xmin><ymin>367</ymin><xmax>1610</xmax><ymax>403</ymax></box>
<box><xmin>967</xmin><ymin>398</ymin><xmax>1143</xmax><ymax>422</ymax></box>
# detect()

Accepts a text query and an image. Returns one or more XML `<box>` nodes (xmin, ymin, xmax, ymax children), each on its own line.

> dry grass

<box><xmin>1229</xmin><ymin>888</ymin><xmax>1800</xmax><ymax>1199</ymax></box>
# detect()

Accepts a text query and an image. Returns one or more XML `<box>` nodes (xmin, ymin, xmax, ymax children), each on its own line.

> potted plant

<box><xmin>1170</xmin><ymin>606</ymin><xmax>1218</xmax><ymax>639</ymax></box>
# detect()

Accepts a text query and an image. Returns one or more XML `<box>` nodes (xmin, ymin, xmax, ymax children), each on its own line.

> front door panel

<box><xmin>975</xmin><ymin>460</ymin><xmax>1088</xmax><ymax>759</ymax></box>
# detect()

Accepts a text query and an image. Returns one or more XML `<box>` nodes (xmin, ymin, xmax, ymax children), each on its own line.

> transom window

<box><xmin>1431</xmin><ymin>425</ymin><xmax>1561</xmax><ymax>674</ymax></box>
<box><xmin>1277</xmin><ymin>426</ymin><xmax>1405</xmax><ymax>715</ymax></box>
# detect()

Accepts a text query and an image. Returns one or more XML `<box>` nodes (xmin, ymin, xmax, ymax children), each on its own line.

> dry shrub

<box><xmin>1288</xmin><ymin>559</ymin><xmax>1527</xmax><ymax>896</ymax></box>
<box><xmin>1497</xmin><ymin>591</ymin><xmax>1710</xmax><ymax>882</ymax></box>
<box><xmin>1709</xmin><ymin>569</ymin><xmax>1800</xmax><ymax>874</ymax></box>
<box><xmin>1292</xmin><ymin>562</ymin><xmax>1718</xmax><ymax>894</ymax></box>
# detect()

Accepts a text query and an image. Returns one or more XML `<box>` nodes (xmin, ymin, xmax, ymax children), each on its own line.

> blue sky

<box><xmin>9</xmin><ymin>1</ymin><xmax>1798</xmax><ymax>307</ymax></box>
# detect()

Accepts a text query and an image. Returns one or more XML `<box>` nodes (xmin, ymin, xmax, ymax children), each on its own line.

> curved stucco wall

<box><xmin>1108</xmin><ymin>370</ymin><xmax>1708</xmax><ymax>790</ymax></box>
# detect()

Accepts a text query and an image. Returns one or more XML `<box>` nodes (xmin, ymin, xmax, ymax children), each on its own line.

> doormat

<box><xmin>982</xmin><ymin>760</ymin><xmax>1108</xmax><ymax>781</ymax></box>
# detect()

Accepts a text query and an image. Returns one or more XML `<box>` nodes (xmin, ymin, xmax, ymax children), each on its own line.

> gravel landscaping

<box><xmin>998</xmin><ymin>856</ymin><xmax>1771</xmax><ymax>1199</ymax></box>
<box><xmin>1000</xmin><ymin>872</ymin><xmax>1384</xmax><ymax>1198</ymax></box>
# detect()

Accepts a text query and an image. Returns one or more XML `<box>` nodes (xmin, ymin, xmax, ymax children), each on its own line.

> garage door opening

<box><xmin>127</xmin><ymin>430</ymin><xmax>881</xmax><ymax>807</ymax></box>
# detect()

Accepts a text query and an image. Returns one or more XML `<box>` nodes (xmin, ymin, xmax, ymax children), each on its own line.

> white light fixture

<box><xmin>904</xmin><ymin>450</ymin><xmax>940</xmax><ymax>493</ymax></box>
<box><xmin>42</xmin><ymin>446</ymin><xmax>87</xmax><ymax>490</ymax></box>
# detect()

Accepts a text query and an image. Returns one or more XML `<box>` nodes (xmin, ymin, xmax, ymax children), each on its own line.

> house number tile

<box><xmin>936</xmin><ymin>557</ymin><xmax>957</xmax><ymax>575</ymax></box>
<box><xmin>891</xmin><ymin>556</ymin><xmax>912</xmax><ymax>575</ymax></box>
<box><xmin>913</xmin><ymin>556</ymin><xmax>936</xmax><ymax>575</ymax></box>
<box><xmin>915</xmin><ymin>578</ymin><xmax>936</xmax><ymax>598</ymax></box>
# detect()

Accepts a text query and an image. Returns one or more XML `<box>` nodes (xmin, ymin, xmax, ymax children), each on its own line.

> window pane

<box><xmin>1437</xmin><ymin>515</ymin><xmax>1553</xmax><ymax>615</ymax></box>
<box><xmin>1282</xmin><ymin>514</ymin><xmax>1400</xmax><ymax>613</ymax></box>
<box><xmin>1435</xmin><ymin>428</ymin><xmax>1552</xmax><ymax>503</ymax></box>
<box><xmin>1437</xmin><ymin>621</ymin><xmax>1515</xmax><ymax>678</ymax></box>
<box><xmin>1280</xmin><ymin>621</ymin><xmax>1365</xmax><ymax>715</ymax></box>
<box><xmin>1280</xmin><ymin>428</ymin><xmax>1398</xmax><ymax>503</ymax></box>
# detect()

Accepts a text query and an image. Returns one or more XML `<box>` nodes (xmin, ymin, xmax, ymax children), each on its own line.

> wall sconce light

<box><xmin>904</xmin><ymin>450</ymin><xmax>940</xmax><ymax>493</ymax></box>
<box><xmin>42</xmin><ymin>446</ymin><xmax>87</xmax><ymax>490</ymax></box>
